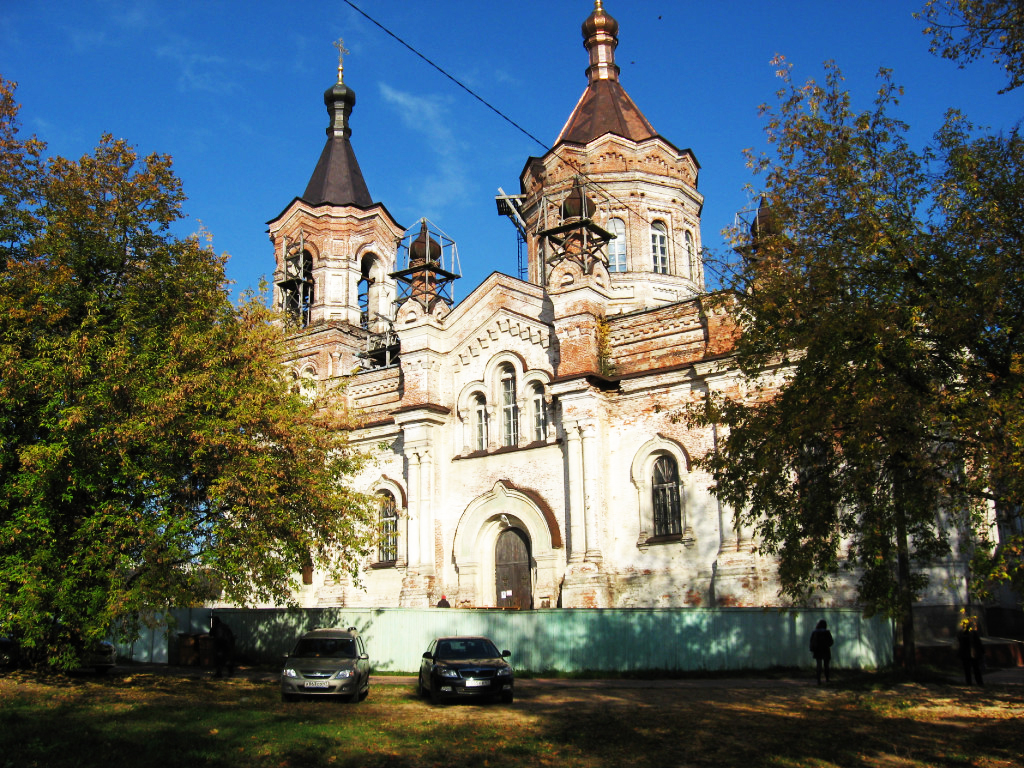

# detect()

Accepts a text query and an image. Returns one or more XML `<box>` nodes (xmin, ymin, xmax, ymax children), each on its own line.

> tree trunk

<box><xmin>896</xmin><ymin>512</ymin><xmax>916</xmax><ymax>670</ymax></box>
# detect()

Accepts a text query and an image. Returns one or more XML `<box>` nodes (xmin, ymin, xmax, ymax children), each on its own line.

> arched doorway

<box><xmin>452</xmin><ymin>481</ymin><xmax>560</xmax><ymax>608</ymax></box>
<box><xmin>495</xmin><ymin>528</ymin><xmax>532</xmax><ymax>609</ymax></box>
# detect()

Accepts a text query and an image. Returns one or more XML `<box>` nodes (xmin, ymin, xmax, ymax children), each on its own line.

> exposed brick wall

<box><xmin>607</xmin><ymin>294</ymin><xmax>739</xmax><ymax>376</ymax></box>
<box><xmin>348</xmin><ymin>367</ymin><xmax>401</xmax><ymax>414</ymax></box>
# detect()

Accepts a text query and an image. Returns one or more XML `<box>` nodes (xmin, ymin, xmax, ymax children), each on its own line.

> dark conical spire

<box><xmin>302</xmin><ymin>39</ymin><xmax>373</xmax><ymax>207</ymax></box>
<box><xmin>555</xmin><ymin>1</ymin><xmax>657</xmax><ymax>146</ymax></box>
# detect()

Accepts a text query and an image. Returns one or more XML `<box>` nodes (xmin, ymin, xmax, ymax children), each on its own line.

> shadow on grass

<box><xmin>2</xmin><ymin>670</ymin><xmax>1023</xmax><ymax>767</ymax></box>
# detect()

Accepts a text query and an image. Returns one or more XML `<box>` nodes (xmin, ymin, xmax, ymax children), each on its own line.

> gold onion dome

<box><xmin>582</xmin><ymin>0</ymin><xmax>618</xmax><ymax>39</ymax></box>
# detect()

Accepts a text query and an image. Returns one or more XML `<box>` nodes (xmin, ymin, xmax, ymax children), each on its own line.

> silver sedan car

<box><xmin>281</xmin><ymin>627</ymin><xmax>370</xmax><ymax>702</ymax></box>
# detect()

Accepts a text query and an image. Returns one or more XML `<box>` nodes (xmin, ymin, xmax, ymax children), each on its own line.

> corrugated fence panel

<box><xmin>206</xmin><ymin>607</ymin><xmax>892</xmax><ymax>673</ymax></box>
<box><xmin>116</xmin><ymin>607</ymin><xmax>215</xmax><ymax>663</ymax></box>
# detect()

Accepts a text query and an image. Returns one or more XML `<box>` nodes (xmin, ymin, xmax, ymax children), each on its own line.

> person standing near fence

<box><xmin>810</xmin><ymin>619</ymin><xmax>834</xmax><ymax>685</ymax></box>
<box><xmin>957</xmin><ymin>617</ymin><xmax>984</xmax><ymax>686</ymax></box>
<box><xmin>211</xmin><ymin>615</ymin><xmax>235</xmax><ymax>678</ymax></box>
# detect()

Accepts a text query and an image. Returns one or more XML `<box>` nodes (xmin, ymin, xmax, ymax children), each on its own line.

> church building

<box><xmin>265</xmin><ymin>2</ymin><xmax>956</xmax><ymax>614</ymax></box>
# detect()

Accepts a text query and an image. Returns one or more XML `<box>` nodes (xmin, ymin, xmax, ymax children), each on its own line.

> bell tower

<box><xmin>516</xmin><ymin>1</ymin><xmax>705</xmax><ymax>316</ymax></box>
<box><xmin>268</xmin><ymin>40</ymin><xmax>404</xmax><ymax>371</ymax></box>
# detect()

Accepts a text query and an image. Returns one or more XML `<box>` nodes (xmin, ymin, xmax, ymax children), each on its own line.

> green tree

<box><xmin>0</xmin><ymin>78</ymin><xmax>374</xmax><ymax>669</ymax></box>
<box><xmin>917</xmin><ymin>0</ymin><xmax>1024</xmax><ymax>92</ymax></box>
<box><xmin>0</xmin><ymin>79</ymin><xmax>43</xmax><ymax>265</ymax></box>
<box><xmin>692</xmin><ymin>59</ymin><xmax>1024</xmax><ymax>664</ymax></box>
<box><xmin>929</xmin><ymin>119</ymin><xmax>1024</xmax><ymax>604</ymax></box>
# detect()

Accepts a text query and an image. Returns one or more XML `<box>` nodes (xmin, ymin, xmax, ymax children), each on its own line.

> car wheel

<box><xmin>348</xmin><ymin>674</ymin><xmax>368</xmax><ymax>703</ymax></box>
<box><xmin>282</xmin><ymin>692</ymin><xmax>298</xmax><ymax>703</ymax></box>
<box><xmin>417</xmin><ymin>676</ymin><xmax>426</xmax><ymax>698</ymax></box>
<box><xmin>418</xmin><ymin>673</ymin><xmax>434</xmax><ymax>699</ymax></box>
<box><xmin>430</xmin><ymin>684</ymin><xmax>446</xmax><ymax>705</ymax></box>
<box><xmin>501</xmin><ymin>690</ymin><xmax>514</xmax><ymax>704</ymax></box>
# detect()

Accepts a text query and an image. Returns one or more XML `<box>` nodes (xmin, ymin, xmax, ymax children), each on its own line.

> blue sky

<box><xmin>2</xmin><ymin>1</ymin><xmax>1021</xmax><ymax>300</ymax></box>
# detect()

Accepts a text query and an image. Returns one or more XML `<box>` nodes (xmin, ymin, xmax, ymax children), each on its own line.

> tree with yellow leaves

<box><xmin>0</xmin><ymin>78</ymin><xmax>374</xmax><ymax>670</ymax></box>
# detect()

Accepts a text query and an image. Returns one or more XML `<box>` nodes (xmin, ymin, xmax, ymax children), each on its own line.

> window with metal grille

<box><xmin>652</xmin><ymin>455</ymin><xmax>682</xmax><ymax>537</ymax></box>
<box><xmin>501</xmin><ymin>368</ymin><xmax>518</xmax><ymax>446</ymax></box>
<box><xmin>530</xmin><ymin>383</ymin><xmax>546</xmax><ymax>442</ymax></box>
<box><xmin>473</xmin><ymin>394</ymin><xmax>487</xmax><ymax>451</ymax></box>
<box><xmin>377</xmin><ymin>491</ymin><xmax>398</xmax><ymax>563</ymax></box>
<box><xmin>608</xmin><ymin>217</ymin><xmax>627</xmax><ymax>272</ymax></box>
<box><xmin>651</xmin><ymin>222</ymin><xmax>669</xmax><ymax>274</ymax></box>
<box><xmin>684</xmin><ymin>230</ymin><xmax>696</xmax><ymax>278</ymax></box>
<box><xmin>651</xmin><ymin>222</ymin><xmax>667</xmax><ymax>276</ymax></box>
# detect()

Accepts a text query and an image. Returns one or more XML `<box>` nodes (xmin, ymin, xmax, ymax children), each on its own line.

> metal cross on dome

<box><xmin>333</xmin><ymin>38</ymin><xmax>350</xmax><ymax>82</ymax></box>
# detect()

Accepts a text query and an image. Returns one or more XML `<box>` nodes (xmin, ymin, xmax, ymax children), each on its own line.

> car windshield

<box><xmin>291</xmin><ymin>637</ymin><xmax>357</xmax><ymax>659</ymax></box>
<box><xmin>435</xmin><ymin>638</ymin><xmax>499</xmax><ymax>660</ymax></box>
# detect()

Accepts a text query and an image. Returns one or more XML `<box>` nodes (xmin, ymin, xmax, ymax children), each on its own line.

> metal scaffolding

<box><xmin>277</xmin><ymin>231</ymin><xmax>314</xmax><ymax>327</ymax></box>
<box><xmin>391</xmin><ymin>219</ymin><xmax>461</xmax><ymax>312</ymax></box>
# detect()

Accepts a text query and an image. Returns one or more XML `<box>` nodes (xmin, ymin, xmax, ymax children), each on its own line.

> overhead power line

<box><xmin>341</xmin><ymin>0</ymin><xmax>549</xmax><ymax>151</ymax></box>
<box><xmin>339</xmin><ymin>0</ymin><xmax>728</xmax><ymax>286</ymax></box>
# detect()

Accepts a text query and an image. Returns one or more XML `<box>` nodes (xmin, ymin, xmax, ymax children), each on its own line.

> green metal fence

<box><xmin>186</xmin><ymin>607</ymin><xmax>892</xmax><ymax>674</ymax></box>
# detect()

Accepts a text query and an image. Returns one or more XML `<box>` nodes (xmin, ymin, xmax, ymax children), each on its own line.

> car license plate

<box><xmin>464</xmin><ymin>679</ymin><xmax>487</xmax><ymax>688</ymax></box>
<box><xmin>304</xmin><ymin>680</ymin><xmax>330</xmax><ymax>689</ymax></box>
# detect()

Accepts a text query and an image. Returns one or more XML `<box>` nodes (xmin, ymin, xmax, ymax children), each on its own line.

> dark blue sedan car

<box><xmin>418</xmin><ymin>636</ymin><xmax>514</xmax><ymax>704</ymax></box>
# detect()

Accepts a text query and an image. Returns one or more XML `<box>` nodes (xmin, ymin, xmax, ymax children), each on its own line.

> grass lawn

<box><xmin>1</xmin><ymin>668</ymin><xmax>1022</xmax><ymax>767</ymax></box>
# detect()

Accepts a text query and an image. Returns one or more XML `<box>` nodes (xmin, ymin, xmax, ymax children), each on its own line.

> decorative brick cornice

<box><xmin>391</xmin><ymin>402</ymin><xmax>451</xmax><ymax>417</ymax></box>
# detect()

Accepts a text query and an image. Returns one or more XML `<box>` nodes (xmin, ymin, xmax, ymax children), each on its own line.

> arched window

<box><xmin>652</xmin><ymin>455</ymin><xmax>682</xmax><ymax>537</ymax></box>
<box><xmin>358</xmin><ymin>277</ymin><xmax>370</xmax><ymax>328</ymax></box>
<box><xmin>997</xmin><ymin>503</ymin><xmax>1024</xmax><ymax>545</ymax></box>
<box><xmin>472</xmin><ymin>394</ymin><xmax>488</xmax><ymax>452</ymax></box>
<box><xmin>293</xmin><ymin>366</ymin><xmax>317</xmax><ymax>401</ymax></box>
<box><xmin>500</xmin><ymin>366</ymin><xmax>519</xmax><ymax>447</ymax></box>
<box><xmin>684</xmin><ymin>230</ymin><xmax>695</xmax><ymax>278</ymax></box>
<box><xmin>377</xmin><ymin>491</ymin><xmax>398</xmax><ymax>563</ymax></box>
<box><xmin>632</xmin><ymin>438</ymin><xmax>693</xmax><ymax>547</ymax></box>
<box><xmin>529</xmin><ymin>382</ymin><xmax>547</xmax><ymax>442</ymax></box>
<box><xmin>607</xmin><ymin>217</ymin><xmax>627</xmax><ymax>273</ymax></box>
<box><xmin>650</xmin><ymin>222</ymin><xmax>669</xmax><ymax>274</ymax></box>
<box><xmin>359</xmin><ymin>253</ymin><xmax>382</xmax><ymax>329</ymax></box>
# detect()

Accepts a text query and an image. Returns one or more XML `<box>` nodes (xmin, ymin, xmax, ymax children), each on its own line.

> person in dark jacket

<box><xmin>957</xmin><ymin>617</ymin><xmax>984</xmax><ymax>686</ymax></box>
<box><xmin>211</xmin><ymin>616</ymin><xmax>235</xmax><ymax>678</ymax></box>
<box><xmin>810</xmin><ymin>619</ymin><xmax>834</xmax><ymax>685</ymax></box>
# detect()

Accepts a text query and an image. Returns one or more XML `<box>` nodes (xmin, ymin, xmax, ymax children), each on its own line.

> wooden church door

<box><xmin>495</xmin><ymin>528</ymin><xmax>532</xmax><ymax>609</ymax></box>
